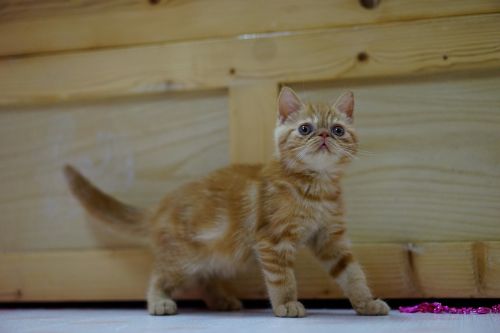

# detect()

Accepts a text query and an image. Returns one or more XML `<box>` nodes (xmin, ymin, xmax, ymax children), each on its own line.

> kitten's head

<box><xmin>274</xmin><ymin>87</ymin><xmax>358</xmax><ymax>173</ymax></box>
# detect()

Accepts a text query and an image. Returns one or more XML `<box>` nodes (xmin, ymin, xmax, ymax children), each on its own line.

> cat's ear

<box><xmin>278</xmin><ymin>87</ymin><xmax>303</xmax><ymax>123</ymax></box>
<box><xmin>333</xmin><ymin>91</ymin><xmax>354</xmax><ymax>120</ymax></box>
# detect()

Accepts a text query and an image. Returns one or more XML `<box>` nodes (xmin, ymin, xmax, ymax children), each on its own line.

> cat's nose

<box><xmin>319</xmin><ymin>131</ymin><xmax>329</xmax><ymax>139</ymax></box>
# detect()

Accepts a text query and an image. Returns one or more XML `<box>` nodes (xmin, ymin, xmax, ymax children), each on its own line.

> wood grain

<box><xmin>292</xmin><ymin>72</ymin><xmax>500</xmax><ymax>243</ymax></box>
<box><xmin>2</xmin><ymin>72</ymin><xmax>499</xmax><ymax>252</ymax></box>
<box><xmin>0</xmin><ymin>1</ymin><xmax>499</xmax><ymax>304</ymax></box>
<box><xmin>0</xmin><ymin>249</ymin><xmax>152</xmax><ymax>302</ymax></box>
<box><xmin>1</xmin><ymin>0</ymin><xmax>498</xmax><ymax>57</ymax></box>
<box><xmin>1</xmin><ymin>14</ymin><xmax>499</xmax><ymax>105</ymax></box>
<box><xmin>229</xmin><ymin>81</ymin><xmax>278</xmax><ymax>164</ymax></box>
<box><xmin>0</xmin><ymin>91</ymin><xmax>229</xmax><ymax>251</ymax></box>
<box><xmin>484</xmin><ymin>242</ymin><xmax>500</xmax><ymax>294</ymax></box>
<box><xmin>2</xmin><ymin>242</ymin><xmax>499</xmax><ymax>301</ymax></box>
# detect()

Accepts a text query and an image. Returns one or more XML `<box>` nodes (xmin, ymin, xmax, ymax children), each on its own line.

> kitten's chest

<box><xmin>298</xmin><ymin>200</ymin><xmax>340</xmax><ymax>236</ymax></box>
<box><xmin>297</xmin><ymin>181</ymin><xmax>340</xmax><ymax>211</ymax></box>
<box><xmin>293</xmin><ymin>182</ymin><xmax>343</xmax><ymax>236</ymax></box>
<box><xmin>309</xmin><ymin>200</ymin><xmax>339</xmax><ymax>220</ymax></box>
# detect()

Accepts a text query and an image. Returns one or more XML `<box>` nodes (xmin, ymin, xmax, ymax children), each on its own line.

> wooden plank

<box><xmin>294</xmin><ymin>244</ymin><xmax>416</xmax><ymax>299</ymax></box>
<box><xmin>0</xmin><ymin>249</ymin><xmax>152</xmax><ymax>302</ymax></box>
<box><xmin>2</xmin><ymin>242</ymin><xmax>499</xmax><ymax>302</ymax></box>
<box><xmin>0</xmin><ymin>91</ymin><xmax>229</xmax><ymax>252</ymax></box>
<box><xmin>292</xmin><ymin>72</ymin><xmax>500</xmax><ymax>243</ymax></box>
<box><xmin>229</xmin><ymin>81</ymin><xmax>278</xmax><ymax>164</ymax></box>
<box><xmin>415</xmin><ymin>243</ymin><xmax>478</xmax><ymax>297</ymax></box>
<box><xmin>1</xmin><ymin>0</ymin><xmax>499</xmax><ymax>57</ymax></box>
<box><xmin>484</xmin><ymin>242</ymin><xmax>500</xmax><ymax>295</ymax></box>
<box><xmin>1</xmin><ymin>14</ymin><xmax>499</xmax><ymax>105</ymax></box>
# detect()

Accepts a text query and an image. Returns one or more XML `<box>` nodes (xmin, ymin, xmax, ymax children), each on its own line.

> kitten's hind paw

<box><xmin>355</xmin><ymin>299</ymin><xmax>390</xmax><ymax>316</ymax></box>
<box><xmin>273</xmin><ymin>301</ymin><xmax>306</xmax><ymax>318</ymax></box>
<box><xmin>208</xmin><ymin>296</ymin><xmax>243</xmax><ymax>311</ymax></box>
<box><xmin>148</xmin><ymin>299</ymin><xmax>178</xmax><ymax>316</ymax></box>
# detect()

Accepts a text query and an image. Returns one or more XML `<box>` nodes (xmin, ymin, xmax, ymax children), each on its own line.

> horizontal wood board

<box><xmin>1</xmin><ymin>0</ymin><xmax>499</xmax><ymax>57</ymax></box>
<box><xmin>1</xmin><ymin>242</ymin><xmax>499</xmax><ymax>301</ymax></box>
<box><xmin>0</xmin><ymin>14</ymin><xmax>499</xmax><ymax>105</ymax></box>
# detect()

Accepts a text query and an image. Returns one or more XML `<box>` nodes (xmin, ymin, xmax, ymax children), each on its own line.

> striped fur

<box><xmin>64</xmin><ymin>87</ymin><xmax>389</xmax><ymax>317</ymax></box>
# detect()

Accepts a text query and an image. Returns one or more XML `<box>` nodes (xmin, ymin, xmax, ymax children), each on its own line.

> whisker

<box><xmin>354</xmin><ymin>149</ymin><xmax>376</xmax><ymax>157</ymax></box>
<box><xmin>340</xmin><ymin>148</ymin><xmax>358</xmax><ymax>160</ymax></box>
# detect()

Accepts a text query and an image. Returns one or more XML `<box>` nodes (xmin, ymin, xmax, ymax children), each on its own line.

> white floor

<box><xmin>1</xmin><ymin>308</ymin><xmax>499</xmax><ymax>333</ymax></box>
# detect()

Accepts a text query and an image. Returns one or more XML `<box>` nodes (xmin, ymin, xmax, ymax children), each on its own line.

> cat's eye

<box><xmin>298</xmin><ymin>123</ymin><xmax>314</xmax><ymax>135</ymax></box>
<box><xmin>331</xmin><ymin>125</ymin><xmax>345</xmax><ymax>137</ymax></box>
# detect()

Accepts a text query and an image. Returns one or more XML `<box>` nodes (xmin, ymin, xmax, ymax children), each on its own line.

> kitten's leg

<box><xmin>309</xmin><ymin>227</ymin><xmax>390</xmax><ymax>315</ymax></box>
<box><xmin>201</xmin><ymin>278</ymin><xmax>242</xmax><ymax>311</ymax></box>
<box><xmin>256</xmin><ymin>240</ymin><xmax>305</xmax><ymax>318</ymax></box>
<box><xmin>147</xmin><ymin>267</ymin><xmax>184</xmax><ymax>316</ymax></box>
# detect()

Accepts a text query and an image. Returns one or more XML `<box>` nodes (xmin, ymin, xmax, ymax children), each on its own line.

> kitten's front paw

<box><xmin>209</xmin><ymin>296</ymin><xmax>243</xmax><ymax>311</ymax></box>
<box><xmin>355</xmin><ymin>299</ymin><xmax>390</xmax><ymax>316</ymax></box>
<box><xmin>148</xmin><ymin>298</ymin><xmax>178</xmax><ymax>316</ymax></box>
<box><xmin>274</xmin><ymin>301</ymin><xmax>306</xmax><ymax>318</ymax></box>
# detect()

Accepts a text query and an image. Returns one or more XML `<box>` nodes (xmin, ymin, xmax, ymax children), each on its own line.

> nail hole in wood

<box><xmin>357</xmin><ymin>52</ymin><xmax>369</xmax><ymax>62</ymax></box>
<box><xmin>359</xmin><ymin>0</ymin><xmax>380</xmax><ymax>9</ymax></box>
<box><xmin>149</xmin><ymin>0</ymin><xmax>160</xmax><ymax>5</ymax></box>
<box><xmin>229</xmin><ymin>68</ymin><xmax>236</xmax><ymax>75</ymax></box>
<box><xmin>442</xmin><ymin>54</ymin><xmax>448</xmax><ymax>61</ymax></box>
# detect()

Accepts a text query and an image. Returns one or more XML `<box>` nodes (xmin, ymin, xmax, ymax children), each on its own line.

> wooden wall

<box><xmin>1</xmin><ymin>0</ymin><xmax>499</xmax><ymax>302</ymax></box>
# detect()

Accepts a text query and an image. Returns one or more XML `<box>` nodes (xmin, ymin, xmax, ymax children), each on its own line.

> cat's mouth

<box><xmin>317</xmin><ymin>143</ymin><xmax>331</xmax><ymax>153</ymax></box>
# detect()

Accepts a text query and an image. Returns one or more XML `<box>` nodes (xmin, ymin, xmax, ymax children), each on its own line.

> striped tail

<box><xmin>64</xmin><ymin>165</ymin><xmax>149</xmax><ymax>238</ymax></box>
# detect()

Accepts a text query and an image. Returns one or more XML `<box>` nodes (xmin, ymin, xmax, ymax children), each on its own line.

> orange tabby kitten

<box><xmin>64</xmin><ymin>87</ymin><xmax>390</xmax><ymax>317</ymax></box>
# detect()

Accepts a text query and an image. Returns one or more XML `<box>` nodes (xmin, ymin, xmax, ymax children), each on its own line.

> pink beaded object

<box><xmin>399</xmin><ymin>302</ymin><xmax>500</xmax><ymax>314</ymax></box>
